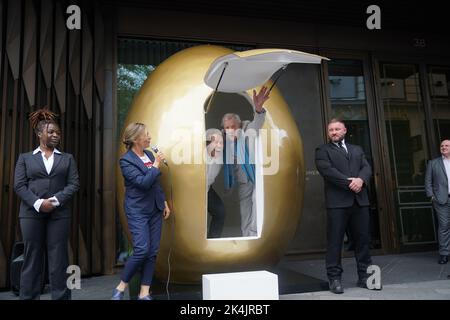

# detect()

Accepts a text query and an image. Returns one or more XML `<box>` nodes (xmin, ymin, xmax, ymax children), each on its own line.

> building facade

<box><xmin>0</xmin><ymin>0</ymin><xmax>449</xmax><ymax>288</ymax></box>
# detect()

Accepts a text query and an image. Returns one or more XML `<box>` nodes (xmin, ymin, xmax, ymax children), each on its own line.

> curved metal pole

<box><xmin>205</xmin><ymin>62</ymin><xmax>228</xmax><ymax>114</ymax></box>
<box><xmin>268</xmin><ymin>64</ymin><xmax>288</xmax><ymax>93</ymax></box>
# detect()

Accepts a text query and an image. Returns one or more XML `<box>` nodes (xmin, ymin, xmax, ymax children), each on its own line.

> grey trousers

<box><xmin>233</xmin><ymin>165</ymin><xmax>257</xmax><ymax>237</ymax></box>
<box><xmin>433</xmin><ymin>198</ymin><xmax>450</xmax><ymax>255</ymax></box>
<box><xmin>20</xmin><ymin>218</ymin><xmax>71</xmax><ymax>300</ymax></box>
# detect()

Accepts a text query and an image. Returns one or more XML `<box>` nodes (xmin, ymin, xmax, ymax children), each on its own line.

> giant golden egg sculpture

<box><xmin>117</xmin><ymin>45</ymin><xmax>327</xmax><ymax>283</ymax></box>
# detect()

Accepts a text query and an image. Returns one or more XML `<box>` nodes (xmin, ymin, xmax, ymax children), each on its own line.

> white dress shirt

<box><xmin>32</xmin><ymin>147</ymin><xmax>61</xmax><ymax>213</ymax></box>
<box><xmin>139</xmin><ymin>153</ymin><xmax>154</xmax><ymax>168</ymax></box>
<box><xmin>333</xmin><ymin>139</ymin><xmax>348</xmax><ymax>153</ymax></box>
<box><xmin>443</xmin><ymin>155</ymin><xmax>450</xmax><ymax>194</ymax></box>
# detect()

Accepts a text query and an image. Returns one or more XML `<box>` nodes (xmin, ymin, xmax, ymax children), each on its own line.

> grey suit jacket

<box><xmin>14</xmin><ymin>151</ymin><xmax>80</xmax><ymax>219</ymax></box>
<box><xmin>425</xmin><ymin>157</ymin><xmax>449</xmax><ymax>205</ymax></box>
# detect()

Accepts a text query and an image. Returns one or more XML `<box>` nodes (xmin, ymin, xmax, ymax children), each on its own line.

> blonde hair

<box><xmin>122</xmin><ymin>122</ymin><xmax>146</xmax><ymax>150</ymax></box>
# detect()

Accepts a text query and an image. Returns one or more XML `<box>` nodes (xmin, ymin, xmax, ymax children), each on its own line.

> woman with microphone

<box><xmin>112</xmin><ymin>122</ymin><xmax>170</xmax><ymax>300</ymax></box>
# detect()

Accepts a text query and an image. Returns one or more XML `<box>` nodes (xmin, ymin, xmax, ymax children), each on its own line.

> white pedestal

<box><xmin>202</xmin><ymin>270</ymin><xmax>279</xmax><ymax>300</ymax></box>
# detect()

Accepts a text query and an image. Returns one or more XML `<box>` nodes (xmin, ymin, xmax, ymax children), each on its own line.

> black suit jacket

<box><xmin>315</xmin><ymin>142</ymin><xmax>372</xmax><ymax>208</ymax></box>
<box><xmin>14</xmin><ymin>151</ymin><xmax>80</xmax><ymax>219</ymax></box>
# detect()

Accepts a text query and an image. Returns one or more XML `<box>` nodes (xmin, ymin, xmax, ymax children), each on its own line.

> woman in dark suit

<box><xmin>112</xmin><ymin>122</ymin><xmax>170</xmax><ymax>300</ymax></box>
<box><xmin>14</xmin><ymin>108</ymin><xmax>80</xmax><ymax>300</ymax></box>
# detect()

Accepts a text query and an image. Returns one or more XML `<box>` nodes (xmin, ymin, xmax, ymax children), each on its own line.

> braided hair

<box><xmin>29</xmin><ymin>108</ymin><xmax>59</xmax><ymax>135</ymax></box>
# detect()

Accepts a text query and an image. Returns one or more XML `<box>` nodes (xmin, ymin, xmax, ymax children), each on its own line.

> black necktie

<box><xmin>338</xmin><ymin>141</ymin><xmax>347</xmax><ymax>153</ymax></box>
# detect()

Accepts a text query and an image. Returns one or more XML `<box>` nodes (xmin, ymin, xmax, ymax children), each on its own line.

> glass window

<box><xmin>429</xmin><ymin>66</ymin><xmax>450</xmax><ymax>146</ymax></box>
<box><xmin>380</xmin><ymin>63</ymin><xmax>436</xmax><ymax>245</ymax></box>
<box><xmin>328</xmin><ymin>59</ymin><xmax>381</xmax><ymax>249</ymax></box>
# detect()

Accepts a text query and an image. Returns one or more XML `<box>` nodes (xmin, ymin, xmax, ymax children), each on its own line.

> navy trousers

<box><xmin>121</xmin><ymin>209</ymin><xmax>162</xmax><ymax>286</ymax></box>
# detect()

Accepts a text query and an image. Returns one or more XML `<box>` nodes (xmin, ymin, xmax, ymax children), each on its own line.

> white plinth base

<box><xmin>202</xmin><ymin>270</ymin><xmax>279</xmax><ymax>300</ymax></box>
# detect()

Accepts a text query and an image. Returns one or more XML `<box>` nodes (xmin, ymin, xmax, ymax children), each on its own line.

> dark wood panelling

<box><xmin>0</xmin><ymin>0</ymin><xmax>115</xmax><ymax>288</ymax></box>
<box><xmin>39</xmin><ymin>0</ymin><xmax>53</xmax><ymax>89</ymax></box>
<box><xmin>53</xmin><ymin>1</ymin><xmax>66</xmax><ymax>113</ymax></box>
<box><xmin>0</xmin><ymin>0</ymin><xmax>3</xmax><ymax>78</ymax></box>
<box><xmin>68</xmin><ymin>28</ymin><xmax>80</xmax><ymax>95</ymax></box>
<box><xmin>5</xmin><ymin>0</ymin><xmax>20</xmax><ymax>80</ymax></box>
<box><xmin>22</xmin><ymin>0</ymin><xmax>37</xmax><ymax>106</ymax></box>
<box><xmin>81</xmin><ymin>11</ymin><xmax>93</xmax><ymax>119</ymax></box>
<box><xmin>101</xmin><ymin>2</ymin><xmax>117</xmax><ymax>276</ymax></box>
<box><xmin>1</xmin><ymin>2</ymin><xmax>22</xmax><ymax>285</ymax></box>
<box><xmin>94</xmin><ymin>4</ymin><xmax>105</xmax><ymax>102</ymax></box>
<box><xmin>0</xmin><ymin>0</ymin><xmax>4</xmax><ymax>289</ymax></box>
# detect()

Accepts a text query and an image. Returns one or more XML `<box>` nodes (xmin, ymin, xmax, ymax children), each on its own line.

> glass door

<box><xmin>325</xmin><ymin>58</ymin><xmax>382</xmax><ymax>250</ymax></box>
<box><xmin>378</xmin><ymin>63</ymin><xmax>437</xmax><ymax>249</ymax></box>
<box><xmin>428</xmin><ymin>66</ymin><xmax>450</xmax><ymax>147</ymax></box>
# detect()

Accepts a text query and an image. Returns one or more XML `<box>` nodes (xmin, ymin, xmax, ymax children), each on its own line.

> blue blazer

<box><xmin>120</xmin><ymin>149</ymin><xmax>166</xmax><ymax>215</ymax></box>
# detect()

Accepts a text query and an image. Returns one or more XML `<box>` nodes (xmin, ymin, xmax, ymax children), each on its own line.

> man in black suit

<box><xmin>315</xmin><ymin>119</ymin><xmax>375</xmax><ymax>294</ymax></box>
<box><xmin>14</xmin><ymin>109</ymin><xmax>79</xmax><ymax>300</ymax></box>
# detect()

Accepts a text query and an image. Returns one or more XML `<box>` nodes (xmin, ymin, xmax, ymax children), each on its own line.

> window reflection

<box><xmin>327</xmin><ymin>59</ymin><xmax>381</xmax><ymax>249</ymax></box>
<box><xmin>380</xmin><ymin>63</ymin><xmax>436</xmax><ymax>245</ymax></box>
<box><xmin>381</xmin><ymin>64</ymin><xmax>427</xmax><ymax>188</ymax></box>
<box><xmin>429</xmin><ymin>66</ymin><xmax>450</xmax><ymax>146</ymax></box>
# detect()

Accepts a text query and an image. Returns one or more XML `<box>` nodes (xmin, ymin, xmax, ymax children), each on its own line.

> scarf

<box><xmin>223</xmin><ymin>133</ymin><xmax>255</xmax><ymax>189</ymax></box>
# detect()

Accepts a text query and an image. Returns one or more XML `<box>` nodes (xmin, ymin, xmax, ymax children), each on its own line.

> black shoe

<box><xmin>438</xmin><ymin>255</ymin><xmax>448</xmax><ymax>264</ymax></box>
<box><xmin>329</xmin><ymin>279</ymin><xmax>344</xmax><ymax>294</ymax></box>
<box><xmin>357</xmin><ymin>278</ymin><xmax>382</xmax><ymax>290</ymax></box>
<box><xmin>357</xmin><ymin>278</ymin><xmax>368</xmax><ymax>288</ymax></box>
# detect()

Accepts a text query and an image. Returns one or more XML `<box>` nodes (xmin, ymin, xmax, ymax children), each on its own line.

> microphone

<box><xmin>151</xmin><ymin>145</ymin><xmax>168</xmax><ymax>166</ymax></box>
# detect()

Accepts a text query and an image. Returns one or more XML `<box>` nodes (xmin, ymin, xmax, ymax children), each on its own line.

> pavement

<box><xmin>279</xmin><ymin>251</ymin><xmax>450</xmax><ymax>300</ymax></box>
<box><xmin>0</xmin><ymin>251</ymin><xmax>449</xmax><ymax>300</ymax></box>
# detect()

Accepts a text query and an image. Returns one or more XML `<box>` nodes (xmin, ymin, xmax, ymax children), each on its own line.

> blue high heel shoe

<box><xmin>111</xmin><ymin>288</ymin><xmax>125</xmax><ymax>300</ymax></box>
<box><xmin>137</xmin><ymin>295</ymin><xmax>153</xmax><ymax>300</ymax></box>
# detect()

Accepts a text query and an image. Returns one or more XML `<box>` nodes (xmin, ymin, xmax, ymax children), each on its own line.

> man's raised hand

<box><xmin>253</xmin><ymin>86</ymin><xmax>270</xmax><ymax>112</ymax></box>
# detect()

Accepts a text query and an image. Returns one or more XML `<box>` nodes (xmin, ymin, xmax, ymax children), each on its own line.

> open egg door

<box><xmin>202</xmin><ymin>49</ymin><xmax>328</xmax><ymax>240</ymax></box>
